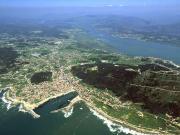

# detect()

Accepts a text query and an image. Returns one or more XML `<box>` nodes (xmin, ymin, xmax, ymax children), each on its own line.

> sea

<box><xmin>0</xmin><ymin>92</ymin><xmax>135</xmax><ymax>135</ymax></box>
<box><xmin>0</xmin><ymin>27</ymin><xmax>180</xmax><ymax>135</ymax></box>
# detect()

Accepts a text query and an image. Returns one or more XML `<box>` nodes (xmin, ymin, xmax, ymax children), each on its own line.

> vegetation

<box><xmin>72</xmin><ymin>62</ymin><xmax>180</xmax><ymax>118</ymax></box>
<box><xmin>31</xmin><ymin>71</ymin><xmax>52</xmax><ymax>84</ymax></box>
<box><xmin>0</xmin><ymin>20</ymin><xmax>179</xmax><ymax>134</ymax></box>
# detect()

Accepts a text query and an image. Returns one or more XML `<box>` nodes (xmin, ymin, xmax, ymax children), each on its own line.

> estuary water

<box><xmin>0</xmin><ymin>23</ymin><xmax>180</xmax><ymax>135</ymax></box>
<box><xmin>80</xmin><ymin>24</ymin><xmax>180</xmax><ymax>65</ymax></box>
<box><xmin>98</xmin><ymin>34</ymin><xmax>180</xmax><ymax>64</ymax></box>
<box><xmin>1</xmin><ymin>36</ymin><xmax>180</xmax><ymax>135</ymax></box>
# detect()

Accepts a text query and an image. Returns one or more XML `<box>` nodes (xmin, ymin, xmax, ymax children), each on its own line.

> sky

<box><xmin>0</xmin><ymin>0</ymin><xmax>180</xmax><ymax>24</ymax></box>
<box><xmin>1</xmin><ymin>0</ymin><xmax>180</xmax><ymax>8</ymax></box>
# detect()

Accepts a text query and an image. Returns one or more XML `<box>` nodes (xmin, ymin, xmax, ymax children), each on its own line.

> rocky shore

<box><xmin>0</xmin><ymin>86</ymin><xmax>178</xmax><ymax>135</ymax></box>
<box><xmin>82</xmin><ymin>97</ymin><xmax>170</xmax><ymax>135</ymax></box>
<box><xmin>0</xmin><ymin>87</ymin><xmax>76</xmax><ymax>118</ymax></box>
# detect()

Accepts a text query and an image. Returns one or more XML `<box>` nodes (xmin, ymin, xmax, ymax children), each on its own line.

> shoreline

<box><xmin>82</xmin><ymin>98</ymin><xmax>170</xmax><ymax>135</ymax></box>
<box><xmin>51</xmin><ymin>95</ymin><xmax>82</xmax><ymax>114</ymax></box>
<box><xmin>135</xmin><ymin>56</ymin><xmax>180</xmax><ymax>68</ymax></box>
<box><xmin>0</xmin><ymin>88</ymin><xmax>176</xmax><ymax>135</ymax></box>
<box><xmin>1</xmin><ymin>88</ymin><xmax>76</xmax><ymax>118</ymax></box>
<box><xmin>33</xmin><ymin>89</ymin><xmax>76</xmax><ymax>110</ymax></box>
<box><xmin>89</xmin><ymin>108</ymin><xmax>148</xmax><ymax>135</ymax></box>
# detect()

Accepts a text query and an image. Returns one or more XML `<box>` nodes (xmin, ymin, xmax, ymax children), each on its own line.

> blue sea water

<box><xmin>0</xmin><ymin>20</ymin><xmax>180</xmax><ymax>135</ymax></box>
<box><xmin>0</xmin><ymin>100</ymin><xmax>123</xmax><ymax>135</ymax></box>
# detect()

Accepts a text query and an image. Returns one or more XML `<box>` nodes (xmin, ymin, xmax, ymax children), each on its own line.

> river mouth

<box><xmin>34</xmin><ymin>92</ymin><xmax>78</xmax><ymax>116</ymax></box>
<box><xmin>75</xmin><ymin>21</ymin><xmax>180</xmax><ymax>65</ymax></box>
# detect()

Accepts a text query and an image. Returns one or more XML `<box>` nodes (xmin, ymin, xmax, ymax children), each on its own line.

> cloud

<box><xmin>104</xmin><ymin>4</ymin><xmax>113</xmax><ymax>7</ymax></box>
<box><xmin>119</xmin><ymin>4</ymin><xmax>125</xmax><ymax>7</ymax></box>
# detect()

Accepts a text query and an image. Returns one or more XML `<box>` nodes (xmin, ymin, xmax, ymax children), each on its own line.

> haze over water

<box><xmin>0</xmin><ymin>1</ymin><xmax>180</xmax><ymax>135</ymax></box>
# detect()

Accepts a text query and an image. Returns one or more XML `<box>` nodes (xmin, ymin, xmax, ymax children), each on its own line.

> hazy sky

<box><xmin>1</xmin><ymin>0</ymin><xmax>180</xmax><ymax>7</ymax></box>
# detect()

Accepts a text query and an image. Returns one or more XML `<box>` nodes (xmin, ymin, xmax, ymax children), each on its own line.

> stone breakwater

<box><xmin>0</xmin><ymin>88</ymin><xmax>76</xmax><ymax>119</ymax></box>
<box><xmin>0</xmin><ymin>86</ymin><xmax>176</xmax><ymax>135</ymax></box>
<box><xmin>51</xmin><ymin>95</ymin><xmax>82</xmax><ymax>114</ymax></box>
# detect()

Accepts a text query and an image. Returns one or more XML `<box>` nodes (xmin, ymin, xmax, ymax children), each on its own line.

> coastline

<box><xmin>134</xmin><ymin>56</ymin><xmax>180</xmax><ymax>68</ymax></box>
<box><xmin>0</xmin><ymin>87</ymin><xmax>176</xmax><ymax>135</ymax></box>
<box><xmin>82</xmin><ymin>98</ymin><xmax>170</xmax><ymax>135</ymax></box>
<box><xmin>51</xmin><ymin>95</ymin><xmax>82</xmax><ymax>114</ymax></box>
<box><xmin>1</xmin><ymin>88</ymin><xmax>76</xmax><ymax>118</ymax></box>
<box><xmin>0</xmin><ymin>15</ymin><xmax>179</xmax><ymax>135</ymax></box>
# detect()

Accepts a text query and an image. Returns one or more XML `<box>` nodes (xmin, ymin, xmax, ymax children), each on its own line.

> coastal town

<box><xmin>0</xmin><ymin>25</ymin><xmax>180</xmax><ymax>135</ymax></box>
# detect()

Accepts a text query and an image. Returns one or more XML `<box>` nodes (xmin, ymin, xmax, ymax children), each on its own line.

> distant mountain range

<box><xmin>77</xmin><ymin>15</ymin><xmax>180</xmax><ymax>46</ymax></box>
